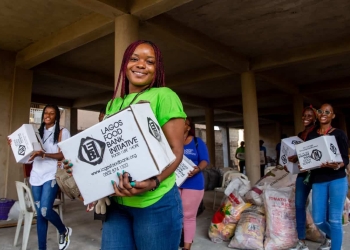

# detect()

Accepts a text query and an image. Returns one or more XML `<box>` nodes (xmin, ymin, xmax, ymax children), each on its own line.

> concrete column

<box><xmin>0</xmin><ymin>50</ymin><xmax>33</xmax><ymax>199</ymax></box>
<box><xmin>64</xmin><ymin>108</ymin><xmax>71</xmax><ymax>131</ymax></box>
<box><xmin>293</xmin><ymin>94</ymin><xmax>304</xmax><ymax>135</ymax></box>
<box><xmin>338</xmin><ymin>114</ymin><xmax>348</xmax><ymax>137</ymax></box>
<box><xmin>220</xmin><ymin>126</ymin><xmax>230</xmax><ymax>167</ymax></box>
<box><xmin>70</xmin><ymin>108</ymin><xmax>78</xmax><ymax>136</ymax></box>
<box><xmin>114</xmin><ymin>14</ymin><xmax>139</xmax><ymax>95</ymax></box>
<box><xmin>241</xmin><ymin>71</ymin><xmax>260</xmax><ymax>184</ymax></box>
<box><xmin>205</xmin><ymin>108</ymin><xmax>215</xmax><ymax>166</ymax></box>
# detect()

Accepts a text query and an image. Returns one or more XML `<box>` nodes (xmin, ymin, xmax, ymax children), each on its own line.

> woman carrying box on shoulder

<box><xmin>288</xmin><ymin>105</ymin><xmax>317</xmax><ymax>250</ymax></box>
<box><xmin>179</xmin><ymin>117</ymin><xmax>209</xmax><ymax>250</ymax></box>
<box><xmin>67</xmin><ymin>40</ymin><xmax>186</xmax><ymax>250</ymax></box>
<box><xmin>305</xmin><ymin>103</ymin><xmax>348</xmax><ymax>250</ymax></box>
<box><xmin>8</xmin><ymin>104</ymin><xmax>72</xmax><ymax>250</ymax></box>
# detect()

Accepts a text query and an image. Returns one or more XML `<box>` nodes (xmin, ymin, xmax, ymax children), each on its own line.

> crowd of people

<box><xmin>7</xmin><ymin>40</ymin><xmax>349</xmax><ymax>250</ymax></box>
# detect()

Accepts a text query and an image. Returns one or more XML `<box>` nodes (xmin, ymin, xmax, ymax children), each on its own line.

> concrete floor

<box><xmin>1</xmin><ymin>191</ymin><xmax>350</xmax><ymax>250</ymax></box>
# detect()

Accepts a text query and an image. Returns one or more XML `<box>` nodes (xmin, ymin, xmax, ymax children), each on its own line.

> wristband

<box><xmin>42</xmin><ymin>153</ymin><xmax>46</xmax><ymax>159</ymax></box>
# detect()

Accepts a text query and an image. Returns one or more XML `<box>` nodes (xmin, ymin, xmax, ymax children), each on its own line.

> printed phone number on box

<box><xmin>91</xmin><ymin>154</ymin><xmax>137</xmax><ymax>177</ymax></box>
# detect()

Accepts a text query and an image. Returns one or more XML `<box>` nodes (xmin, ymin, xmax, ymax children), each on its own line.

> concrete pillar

<box><xmin>205</xmin><ymin>108</ymin><xmax>215</xmax><ymax>166</ymax></box>
<box><xmin>64</xmin><ymin>108</ymin><xmax>71</xmax><ymax>131</ymax></box>
<box><xmin>114</xmin><ymin>14</ymin><xmax>139</xmax><ymax>95</ymax></box>
<box><xmin>338</xmin><ymin>114</ymin><xmax>348</xmax><ymax>137</ymax></box>
<box><xmin>241</xmin><ymin>71</ymin><xmax>260</xmax><ymax>184</ymax></box>
<box><xmin>0</xmin><ymin>50</ymin><xmax>33</xmax><ymax>199</ymax></box>
<box><xmin>220</xmin><ymin>126</ymin><xmax>230</xmax><ymax>167</ymax></box>
<box><xmin>70</xmin><ymin>108</ymin><xmax>78</xmax><ymax>136</ymax></box>
<box><xmin>293</xmin><ymin>94</ymin><xmax>304</xmax><ymax>135</ymax></box>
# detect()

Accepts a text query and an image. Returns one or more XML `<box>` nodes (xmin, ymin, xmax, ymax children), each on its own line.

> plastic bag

<box><xmin>7</xmin><ymin>201</ymin><xmax>20</xmax><ymax>221</ymax></box>
<box><xmin>306</xmin><ymin>208</ymin><xmax>324</xmax><ymax>242</ymax></box>
<box><xmin>264</xmin><ymin>186</ymin><xmax>298</xmax><ymax>249</ymax></box>
<box><xmin>224</xmin><ymin>175</ymin><xmax>251</xmax><ymax>198</ymax></box>
<box><xmin>208</xmin><ymin>190</ymin><xmax>251</xmax><ymax>243</ymax></box>
<box><xmin>244</xmin><ymin>165</ymin><xmax>296</xmax><ymax>206</ymax></box>
<box><xmin>228</xmin><ymin>205</ymin><xmax>265</xmax><ymax>250</ymax></box>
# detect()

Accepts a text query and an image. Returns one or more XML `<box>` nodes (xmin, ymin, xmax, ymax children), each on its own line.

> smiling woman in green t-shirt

<box><xmin>102</xmin><ymin>40</ymin><xmax>186</xmax><ymax>250</ymax></box>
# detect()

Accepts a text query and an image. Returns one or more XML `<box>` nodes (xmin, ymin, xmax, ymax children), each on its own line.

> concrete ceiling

<box><xmin>0</xmin><ymin>0</ymin><xmax>90</xmax><ymax>51</ymax></box>
<box><xmin>1</xmin><ymin>0</ymin><xmax>350</xmax><ymax>129</ymax></box>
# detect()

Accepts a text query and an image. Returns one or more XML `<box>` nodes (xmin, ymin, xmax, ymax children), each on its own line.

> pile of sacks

<box><xmin>208</xmin><ymin>166</ymin><xmax>327</xmax><ymax>249</ymax></box>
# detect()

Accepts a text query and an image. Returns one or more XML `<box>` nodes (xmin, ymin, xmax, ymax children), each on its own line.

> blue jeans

<box><xmin>312</xmin><ymin>177</ymin><xmax>347</xmax><ymax>250</ymax></box>
<box><xmin>32</xmin><ymin>179</ymin><xmax>66</xmax><ymax>250</ymax></box>
<box><xmin>295</xmin><ymin>175</ymin><xmax>312</xmax><ymax>240</ymax></box>
<box><xmin>101</xmin><ymin>185</ymin><xmax>183</xmax><ymax>250</ymax></box>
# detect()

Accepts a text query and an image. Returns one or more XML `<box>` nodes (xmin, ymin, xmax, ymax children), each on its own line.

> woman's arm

<box><xmin>112</xmin><ymin>118</ymin><xmax>184</xmax><ymax>196</ymax></box>
<box><xmin>29</xmin><ymin>151</ymin><xmax>64</xmax><ymax>161</ymax></box>
<box><xmin>154</xmin><ymin>118</ymin><xmax>185</xmax><ymax>182</ymax></box>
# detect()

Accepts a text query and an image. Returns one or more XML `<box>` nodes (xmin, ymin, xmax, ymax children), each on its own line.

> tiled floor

<box><xmin>1</xmin><ymin>190</ymin><xmax>349</xmax><ymax>250</ymax></box>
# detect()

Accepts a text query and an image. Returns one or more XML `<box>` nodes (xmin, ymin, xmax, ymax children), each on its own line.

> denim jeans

<box><xmin>32</xmin><ymin>179</ymin><xmax>66</xmax><ymax>250</ymax></box>
<box><xmin>101</xmin><ymin>184</ymin><xmax>183</xmax><ymax>250</ymax></box>
<box><xmin>295</xmin><ymin>175</ymin><xmax>312</xmax><ymax>240</ymax></box>
<box><xmin>312</xmin><ymin>177</ymin><xmax>347</xmax><ymax>250</ymax></box>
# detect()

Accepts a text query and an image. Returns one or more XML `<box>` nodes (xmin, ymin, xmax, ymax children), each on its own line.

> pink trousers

<box><xmin>179</xmin><ymin>188</ymin><xmax>205</xmax><ymax>243</ymax></box>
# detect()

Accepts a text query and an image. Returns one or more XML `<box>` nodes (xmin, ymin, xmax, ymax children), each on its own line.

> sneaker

<box><xmin>317</xmin><ymin>238</ymin><xmax>331</xmax><ymax>250</ymax></box>
<box><xmin>59</xmin><ymin>227</ymin><xmax>72</xmax><ymax>250</ymax></box>
<box><xmin>289</xmin><ymin>240</ymin><xmax>309</xmax><ymax>250</ymax></box>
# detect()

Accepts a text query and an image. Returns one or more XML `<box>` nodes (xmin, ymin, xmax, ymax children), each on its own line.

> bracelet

<box><xmin>196</xmin><ymin>167</ymin><xmax>202</xmax><ymax>172</ymax></box>
<box><xmin>42</xmin><ymin>153</ymin><xmax>46</xmax><ymax>159</ymax></box>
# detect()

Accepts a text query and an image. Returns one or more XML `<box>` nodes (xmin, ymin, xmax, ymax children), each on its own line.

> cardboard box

<box><xmin>279</xmin><ymin>136</ymin><xmax>304</xmax><ymax>174</ymax></box>
<box><xmin>175</xmin><ymin>155</ymin><xmax>195</xmax><ymax>186</ymax></box>
<box><xmin>58</xmin><ymin>102</ymin><xmax>176</xmax><ymax>205</ymax></box>
<box><xmin>295</xmin><ymin>135</ymin><xmax>343</xmax><ymax>171</ymax></box>
<box><xmin>236</xmin><ymin>152</ymin><xmax>245</xmax><ymax>160</ymax></box>
<box><xmin>236</xmin><ymin>152</ymin><xmax>265</xmax><ymax>164</ymax></box>
<box><xmin>8</xmin><ymin>124</ymin><xmax>44</xmax><ymax>163</ymax></box>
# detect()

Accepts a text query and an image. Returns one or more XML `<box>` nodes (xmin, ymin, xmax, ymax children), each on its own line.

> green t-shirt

<box><xmin>106</xmin><ymin>87</ymin><xmax>186</xmax><ymax>208</ymax></box>
<box><xmin>236</xmin><ymin>146</ymin><xmax>245</xmax><ymax>162</ymax></box>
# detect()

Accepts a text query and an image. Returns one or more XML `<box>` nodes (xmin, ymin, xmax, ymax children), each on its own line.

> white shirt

<box><xmin>30</xmin><ymin>125</ymin><xmax>70</xmax><ymax>186</ymax></box>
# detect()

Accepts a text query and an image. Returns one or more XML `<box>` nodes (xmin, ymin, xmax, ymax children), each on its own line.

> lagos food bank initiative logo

<box><xmin>281</xmin><ymin>155</ymin><xmax>287</xmax><ymax>164</ymax></box>
<box><xmin>18</xmin><ymin>145</ymin><xmax>26</xmax><ymax>156</ymax></box>
<box><xmin>78</xmin><ymin>137</ymin><xmax>105</xmax><ymax>166</ymax></box>
<box><xmin>310</xmin><ymin>149</ymin><xmax>322</xmax><ymax>161</ymax></box>
<box><xmin>148</xmin><ymin>117</ymin><xmax>161</xmax><ymax>141</ymax></box>
<box><xmin>292</xmin><ymin>140</ymin><xmax>302</xmax><ymax>145</ymax></box>
<box><xmin>330</xmin><ymin>143</ymin><xmax>337</xmax><ymax>155</ymax></box>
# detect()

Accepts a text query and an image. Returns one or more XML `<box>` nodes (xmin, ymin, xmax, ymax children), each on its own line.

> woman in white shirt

<box><xmin>27</xmin><ymin>104</ymin><xmax>72</xmax><ymax>250</ymax></box>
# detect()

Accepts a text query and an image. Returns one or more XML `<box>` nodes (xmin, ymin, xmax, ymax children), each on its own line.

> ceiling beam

<box><xmin>67</xmin><ymin>0</ymin><xmax>127</xmax><ymax>18</ymax></box>
<box><xmin>177</xmin><ymin>93</ymin><xmax>209</xmax><ymax>108</ymax></box>
<box><xmin>251</xmin><ymin>36</ymin><xmax>350</xmax><ymax>71</ymax></box>
<box><xmin>130</xmin><ymin>0</ymin><xmax>193</xmax><ymax>20</ymax></box>
<box><xmin>69</xmin><ymin>0</ymin><xmax>192</xmax><ymax>20</ymax></box>
<box><xmin>31</xmin><ymin>94</ymin><xmax>74</xmax><ymax>108</ymax></box>
<box><xmin>211</xmin><ymin>91</ymin><xmax>290</xmax><ymax>108</ymax></box>
<box><xmin>16</xmin><ymin>13</ymin><xmax>115</xmax><ymax>69</ymax></box>
<box><xmin>258</xmin><ymin>105</ymin><xmax>291</xmax><ymax>116</ymax></box>
<box><xmin>300</xmin><ymin>77</ymin><xmax>350</xmax><ymax>94</ymax></box>
<box><xmin>35</xmin><ymin>64</ymin><xmax>114</xmax><ymax>91</ymax></box>
<box><xmin>167</xmin><ymin>65</ymin><xmax>232</xmax><ymax>88</ymax></box>
<box><xmin>192</xmin><ymin>113</ymin><xmax>242</xmax><ymax>123</ymax></box>
<box><xmin>257</xmin><ymin>72</ymin><xmax>299</xmax><ymax>95</ymax></box>
<box><xmin>73</xmin><ymin>91</ymin><xmax>113</xmax><ymax>108</ymax></box>
<box><xmin>331</xmin><ymin>98</ymin><xmax>350</xmax><ymax>108</ymax></box>
<box><xmin>146</xmin><ymin>15</ymin><xmax>249</xmax><ymax>73</ymax></box>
